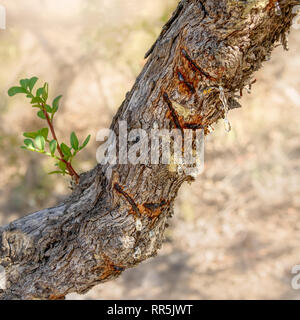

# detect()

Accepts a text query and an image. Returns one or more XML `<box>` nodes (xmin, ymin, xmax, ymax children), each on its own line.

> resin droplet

<box><xmin>275</xmin><ymin>1</ymin><xmax>282</xmax><ymax>16</ymax></box>
<box><xmin>135</xmin><ymin>219</ymin><xmax>142</xmax><ymax>231</ymax></box>
<box><xmin>224</xmin><ymin>118</ymin><xmax>232</xmax><ymax>133</ymax></box>
<box><xmin>219</xmin><ymin>86</ymin><xmax>232</xmax><ymax>133</ymax></box>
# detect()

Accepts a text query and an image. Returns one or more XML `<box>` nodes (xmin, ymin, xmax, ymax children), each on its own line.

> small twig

<box><xmin>41</xmin><ymin>106</ymin><xmax>79</xmax><ymax>183</ymax></box>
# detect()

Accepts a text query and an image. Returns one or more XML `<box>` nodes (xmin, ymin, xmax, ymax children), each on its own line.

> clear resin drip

<box><xmin>219</xmin><ymin>86</ymin><xmax>231</xmax><ymax>133</ymax></box>
<box><xmin>275</xmin><ymin>1</ymin><xmax>282</xmax><ymax>16</ymax></box>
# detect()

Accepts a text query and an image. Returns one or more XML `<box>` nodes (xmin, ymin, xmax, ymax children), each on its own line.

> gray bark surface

<box><xmin>0</xmin><ymin>0</ymin><xmax>298</xmax><ymax>299</ymax></box>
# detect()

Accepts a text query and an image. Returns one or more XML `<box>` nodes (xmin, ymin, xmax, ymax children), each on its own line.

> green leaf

<box><xmin>49</xmin><ymin>140</ymin><xmax>57</xmax><ymax>155</ymax></box>
<box><xmin>80</xmin><ymin>134</ymin><xmax>91</xmax><ymax>149</ymax></box>
<box><xmin>39</xmin><ymin>128</ymin><xmax>49</xmax><ymax>140</ymax></box>
<box><xmin>58</xmin><ymin>160</ymin><xmax>67</xmax><ymax>172</ymax></box>
<box><xmin>35</xmin><ymin>135</ymin><xmax>45</xmax><ymax>150</ymax></box>
<box><xmin>36</xmin><ymin>87</ymin><xmax>43</xmax><ymax>97</ymax></box>
<box><xmin>48</xmin><ymin>170</ymin><xmax>64</xmax><ymax>175</ymax></box>
<box><xmin>28</xmin><ymin>77</ymin><xmax>38</xmax><ymax>91</ymax></box>
<box><xmin>20</xmin><ymin>79</ymin><xmax>29</xmax><ymax>89</ymax></box>
<box><xmin>45</xmin><ymin>104</ymin><xmax>52</xmax><ymax>113</ymax></box>
<box><xmin>31</xmin><ymin>97</ymin><xmax>44</xmax><ymax>104</ymax></box>
<box><xmin>23</xmin><ymin>131</ymin><xmax>38</xmax><ymax>139</ymax></box>
<box><xmin>24</xmin><ymin>139</ymin><xmax>35</xmax><ymax>150</ymax></box>
<box><xmin>70</xmin><ymin>132</ymin><xmax>79</xmax><ymax>150</ymax></box>
<box><xmin>37</xmin><ymin>110</ymin><xmax>46</xmax><ymax>119</ymax></box>
<box><xmin>60</xmin><ymin>143</ymin><xmax>72</xmax><ymax>158</ymax></box>
<box><xmin>52</xmin><ymin>95</ymin><xmax>62</xmax><ymax>113</ymax></box>
<box><xmin>42</xmin><ymin>83</ymin><xmax>48</xmax><ymax>101</ymax></box>
<box><xmin>8</xmin><ymin>87</ymin><xmax>28</xmax><ymax>96</ymax></box>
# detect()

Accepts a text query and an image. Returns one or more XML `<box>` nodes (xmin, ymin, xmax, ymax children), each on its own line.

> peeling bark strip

<box><xmin>0</xmin><ymin>0</ymin><xmax>298</xmax><ymax>300</ymax></box>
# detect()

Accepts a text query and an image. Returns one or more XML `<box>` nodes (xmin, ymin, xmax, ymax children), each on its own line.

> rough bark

<box><xmin>0</xmin><ymin>0</ymin><xmax>298</xmax><ymax>299</ymax></box>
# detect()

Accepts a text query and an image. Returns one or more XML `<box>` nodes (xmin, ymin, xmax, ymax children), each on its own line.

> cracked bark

<box><xmin>0</xmin><ymin>0</ymin><xmax>298</xmax><ymax>299</ymax></box>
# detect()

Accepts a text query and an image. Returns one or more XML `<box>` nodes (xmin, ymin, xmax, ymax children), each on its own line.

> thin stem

<box><xmin>40</xmin><ymin>106</ymin><xmax>79</xmax><ymax>184</ymax></box>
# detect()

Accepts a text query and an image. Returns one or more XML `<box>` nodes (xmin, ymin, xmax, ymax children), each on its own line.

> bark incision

<box><xmin>0</xmin><ymin>0</ymin><xmax>298</xmax><ymax>299</ymax></box>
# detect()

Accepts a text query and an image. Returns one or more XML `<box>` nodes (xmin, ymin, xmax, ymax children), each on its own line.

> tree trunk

<box><xmin>0</xmin><ymin>0</ymin><xmax>297</xmax><ymax>300</ymax></box>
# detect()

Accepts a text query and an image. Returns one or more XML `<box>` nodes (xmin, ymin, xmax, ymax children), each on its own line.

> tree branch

<box><xmin>0</xmin><ymin>0</ymin><xmax>298</xmax><ymax>299</ymax></box>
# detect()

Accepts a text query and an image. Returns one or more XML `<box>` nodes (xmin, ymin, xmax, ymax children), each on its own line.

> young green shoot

<box><xmin>8</xmin><ymin>77</ymin><xmax>91</xmax><ymax>184</ymax></box>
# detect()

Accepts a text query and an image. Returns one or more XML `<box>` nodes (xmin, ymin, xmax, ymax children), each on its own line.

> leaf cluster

<box><xmin>8</xmin><ymin>77</ymin><xmax>91</xmax><ymax>178</ymax></box>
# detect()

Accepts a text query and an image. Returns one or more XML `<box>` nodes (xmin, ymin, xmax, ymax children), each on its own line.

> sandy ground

<box><xmin>0</xmin><ymin>0</ymin><xmax>300</xmax><ymax>300</ymax></box>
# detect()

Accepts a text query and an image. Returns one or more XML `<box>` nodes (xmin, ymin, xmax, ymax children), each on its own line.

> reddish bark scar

<box><xmin>266</xmin><ymin>0</ymin><xmax>277</xmax><ymax>10</ymax></box>
<box><xmin>97</xmin><ymin>254</ymin><xmax>125</xmax><ymax>281</ymax></box>
<box><xmin>181</xmin><ymin>48</ymin><xmax>217</xmax><ymax>81</ymax></box>
<box><xmin>139</xmin><ymin>200</ymin><xmax>170</xmax><ymax>226</ymax></box>
<box><xmin>163</xmin><ymin>92</ymin><xmax>184</xmax><ymax>135</ymax></box>
<box><xmin>114</xmin><ymin>183</ymin><xmax>169</xmax><ymax>223</ymax></box>
<box><xmin>177</xmin><ymin>69</ymin><xmax>196</xmax><ymax>94</ymax></box>
<box><xmin>114</xmin><ymin>183</ymin><xmax>141</xmax><ymax>217</ymax></box>
<box><xmin>163</xmin><ymin>92</ymin><xmax>205</xmax><ymax>131</ymax></box>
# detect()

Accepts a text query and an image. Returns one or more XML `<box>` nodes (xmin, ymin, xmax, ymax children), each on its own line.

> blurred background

<box><xmin>0</xmin><ymin>0</ymin><xmax>300</xmax><ymax>299</ymax></box>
